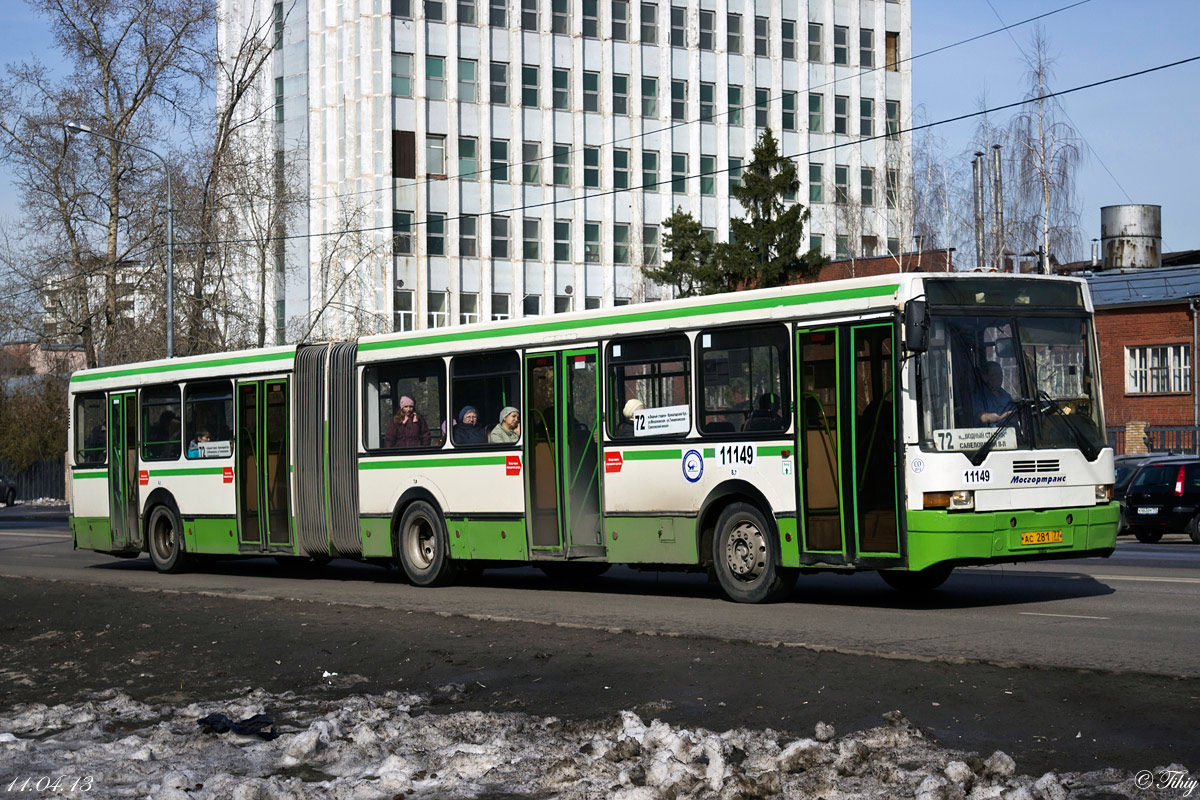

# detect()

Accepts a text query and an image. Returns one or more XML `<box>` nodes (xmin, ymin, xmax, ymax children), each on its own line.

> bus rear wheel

<box><xmin>1134</xmin><ymin>529</ymin><xmax>1163</xmax><ymax>544</ymax></box>
<box><xmin>880</xmin><ymin>565</ymin><xmax>953</xmax><ymax>593</ymax></box>
<box><xmin>147</xmin><ymin>504</ymin><xmax>189</xmax><ymax>574</ymax></box>
<box><xmin>712</xmin><ymin>502</ymin><xmax>796</xmax><ymax>604</ymax></box>
<box><xmin>397</xmin><ymin>501</ymin><xmax>455</xmax><ymax>587</ymax></box>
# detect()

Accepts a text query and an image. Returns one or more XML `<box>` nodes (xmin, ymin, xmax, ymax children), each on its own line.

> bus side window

<box><xmin>606</xmin><ymin>333</ymin><xmax>691</xmax><ymax>439</ymax></box>
<box><xmin>364</xmin><ymin>358</ymin><xmax>447</xmax><ymax>451</ymax></box>
<box><xmin>449</xmin><ymin>350</ymin><xmax>520</xmax><ymax>447</ymax></box>
<box><xmin>698</xmin><ymin>324</ymin><xmax>790</xmax><ymax>435</ymax></box>
<box><xmin>141</xmin><ymin>385</ymin><xmax>182</xmax><ymax>461</ymax></box>
<box><xmin>74</xmin><ymin>392</ymin><xmax>108</xmax><ymax>466</ymax></box>
<box><xmin>184</xmin><ymin>380</ymin><xmax>234</xmax><ymax>459</ymax></box>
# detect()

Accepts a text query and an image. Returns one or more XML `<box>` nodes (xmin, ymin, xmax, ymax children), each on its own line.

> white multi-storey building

<box><xmin>220</xmin><ymin>0</ymin><xmax>911</xmax><ymax>339</ymax></box>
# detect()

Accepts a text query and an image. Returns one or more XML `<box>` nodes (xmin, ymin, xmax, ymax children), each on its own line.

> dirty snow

<box><xmin>0</xmin><ymin>687</ymin><xmax>1187</xmax><ymax>799</ymax></box>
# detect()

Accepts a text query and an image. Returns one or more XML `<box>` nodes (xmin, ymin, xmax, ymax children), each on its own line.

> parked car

<box><xmin>1123</xmin><ymin>455</ymin><xmax>1200</xmax><ymax>543</ymax></box>
<box><xmin>0</xmin><ymin>474</ymin><xmax>15</xmax><ymax>507</ymax></box>
<box><xmin>1114</xmin><ymin>452</ymin><xmax>1176</xmax><ymax>534</ymax></box>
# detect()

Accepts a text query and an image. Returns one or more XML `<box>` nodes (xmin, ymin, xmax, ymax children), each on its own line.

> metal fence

<box><xmin>1</xmin><ymin>458</ymin><xmax>66</xmax><ymax>502</ymax></box>
<box><xmin>1146</xmin><ymin>426</ymin><xmax>1200</xmax><ymax>455</ymax></box>
<box><xmin>1106</xmin><ymin>427</ymin><xmax>1126</xmax><ymax>455</ymax></box>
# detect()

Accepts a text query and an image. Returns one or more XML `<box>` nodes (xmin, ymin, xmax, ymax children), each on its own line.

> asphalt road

<box><xmin>2</xmin><ymin>506</ymin><xmax>1198</xmax><ymax>775</ymax></box>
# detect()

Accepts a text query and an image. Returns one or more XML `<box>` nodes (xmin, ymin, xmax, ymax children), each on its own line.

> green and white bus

<box><xmin>67</xmin><ymin>272</ymin><xmax>1117</xmax><ymax>603</ymax></box>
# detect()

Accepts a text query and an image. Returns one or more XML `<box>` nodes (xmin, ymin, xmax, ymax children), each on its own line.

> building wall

<box><xmin>1094</xmin><ymin>303</ymin><xmax>1196</xmax><ymax>428</ymax></box>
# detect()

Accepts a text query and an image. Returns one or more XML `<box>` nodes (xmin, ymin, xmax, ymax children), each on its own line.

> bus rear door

<box><xmin>107</xmin><ymin>391</ymin><xmax>141</xmax><ymax>552</ymax></box>
<box><xmin>235</xmin><ymin>379</ymin><xmax>292</xmax><ymax>552</ymax></box>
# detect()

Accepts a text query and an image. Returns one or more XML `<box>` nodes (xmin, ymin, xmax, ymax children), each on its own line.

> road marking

<box><xmin>0</xmin><ymin>532</ymin><xmax>71</xmax><ymax>539</ymax></box>
<box><xmin>1019</xmin><ymin>612</ymin><xmax>1110</xmax><ymax>620</ymax></box>
<box><xmin>1093</xmin><ymin>575</ymin><xmax>1200</xmax><ymax>584</ymax></box>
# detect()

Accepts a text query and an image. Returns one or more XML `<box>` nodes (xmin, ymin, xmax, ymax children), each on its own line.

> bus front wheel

<box><xmin>147</xmin><ymin>504</ymin><xmax>190</xmax><ymax>574</ymax></box>
<box><xmin>712</xmin><ymin>502</ymin><xmax>796</xmax><ymax>604</ymax></box>
<box><xmin>880</xmin><ymin>565</ymin><xmax>953</xmax><ymax>593</ymax></box>
<box><xmin>396</xmin><ymin>501</ymin><xmax>455</xmax><ymax>587</ymax></box>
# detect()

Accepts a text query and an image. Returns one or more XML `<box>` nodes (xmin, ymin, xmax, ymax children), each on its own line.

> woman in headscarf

<box><xmin>384</xmin><ymin>395</ymin><xmax>431</xmax><ymax>448</ymax></box>
<box><xmin>453</xmin><ymin>405</ymin><xmax>488</xmax><ymax>445</ymax></box>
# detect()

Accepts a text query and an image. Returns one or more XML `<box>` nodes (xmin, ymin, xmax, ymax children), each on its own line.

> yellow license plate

<box><xmin>1020</xmin><ymin>530</ymin><xmax>1063</xmax><ymax>545</ymax></box>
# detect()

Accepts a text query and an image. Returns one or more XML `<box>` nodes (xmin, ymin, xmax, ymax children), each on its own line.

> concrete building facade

<box><xmin>221</xmin><ymin>0</ymin><xmax>912</xmax><ymax>339</ymax></box>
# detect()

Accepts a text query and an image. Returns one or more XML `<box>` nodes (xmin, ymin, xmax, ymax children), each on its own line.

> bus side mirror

<box><xmin>904</xmin><ymin>299</ymin><xmax>929</xmax><ymax>353</ymax></box>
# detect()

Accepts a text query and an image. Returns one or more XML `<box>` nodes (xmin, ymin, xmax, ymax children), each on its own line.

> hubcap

<box><xmin>725</xmin><ymin>521</ymin><xmax>766</xmax><ymax>582</ymax></box>
<box><xmin>152</xmin><ymin>513</ymin><xmax>175</xmax><ymax>561</ymax></box>
<box><xmin>406</xmin><ymin>518</ymin><xmax>436</xmax><ymax>570</ymax></box>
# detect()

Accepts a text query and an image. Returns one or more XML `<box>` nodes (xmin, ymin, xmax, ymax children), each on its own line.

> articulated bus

<box><xmin>67</xmin><ymin>273</ymin><xmax>1117</xmax><ymax>603</ymax></box>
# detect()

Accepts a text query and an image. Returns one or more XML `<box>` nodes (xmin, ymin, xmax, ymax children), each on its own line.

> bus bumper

<box><xmin>905</xmin><ymin>504</ymin><xmax>1119</xmax><ymax>572</ymax></box>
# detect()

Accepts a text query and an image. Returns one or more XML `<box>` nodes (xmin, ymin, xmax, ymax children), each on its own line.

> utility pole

<box><xmin>972</xmin><ymin>152</ymin><xmax>985</xmax><ymax>270</ymax></box>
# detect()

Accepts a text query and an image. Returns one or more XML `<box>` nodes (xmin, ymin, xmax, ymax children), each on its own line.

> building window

<box><xmin>729</xmin><ymin>157</ymin><xmax>743</xmax><ymax>191</ymax></box>
<box><xmin>523</xmin><ymin>294</ymin><xmax>542</xmax><ymax>316</ymax></box>
<box><xmin>585</xmin><ymin>296</ymin><xmax>601</xmax><ymax>310</ymax></box>
<box><xmin>427</xmin><ymin>213</ymin><xmax>446</xmax><ymax>256</ymax></box>
<box><xmin>522</xmin><ymin>141</ymin><xmax>540</xmax><ymax>183</ymax></box>
<box><xmin>836</xmin><ymin>235</ymin><xmax>849</xmax><ymax>257</ymax></box>
<box><xmin>583</xmin><ymin>71</ymin><xmax>600</xmax><ymax>112</ymax></box>
<box><xmin>428</xmin><ymin>291</ymin><xmax>448</xmax><ymax>328</ymax></box>
<box><xmin>886</xmin><ymin>168</ymin><xmax>899</xmax><ymax>209</ymax></box>
<box><xmin>642</xmin><ymin>150</ymin><xmax>658</xmax><ymax>189</ymax></box>
<box><xmin>458</xmin><ymin>0</ymin><xmax>476</xmax><ymax>24</ymax></box>
<box><xmin>886</xmin><ymin>99</ymin><xmax>900</xmax><ymax>138</ymax></box>
<box><xmin>521</xmin><ymin>65</ymin><xmax>538</xmax><ymax>107</ymax></box>
<box><xmin>834</xmin><ymin>164</ymin><xmax>848</xmax><ymax>204</ymax></box>
<box><xmin>810</xmin><ymin>233</ymin><xmax>823</xmax><ymax>254</ymax></box>
<box><xmin>552</xmin><ymin>144</ymin><xmax>570</xmax><ymax>185</ymax></box>
<box><xmin>393</xmin><ymin>288</ymin><xmax>414</xmax><ymax>332</ymax></box>
<box><xmin>522</xmin><ymin>218</ymin><xmax>540</xmax><ymax>260</ymax></box>
<box><xmin>613</xmin><ymin>148</ymin><xmax>630</xmax><ymax>189</ymax></box>
<box><xmin>613</xmin><ymin>74</ymin><xmax>629</xmax><ymax>115</ymax></box>
<box><xmin>809</xmin><ymin>163</ymin><xmax>823</xmax><ymax>203</ymax></box>
<box><xmin>698</xmin><ymin>10</ymin><xmax>714</xmax><ymax>50</ymax></box>
<box><xmin>460</xmin><ymin>215</ymin><xmax>478</xmax><ymax>256</ymax></box>
<box><xmin>860</xmin><ymin>97</ymin><xmax>874</xmax><ymax>137</ymax></box>
<box><xmin>613</xmin><ymin>223</ymin><xmax>630</xmax><ymax>264</ymax></box>
<box><xmin>552</xmin><ymin>68</ymin><xmax>569</xmax><ymax>110</ymax></box>
<box><xmin>392</xmin><ymin>0</ymin><xmax>412</xmax><ymax>17</ymax></box>
<box><xmin>861</xmin><ymin>235</ymin><xmax>877</xmax><ymax>257</ymax></box>
<box><xmin>584</xmin><ymin>147</ymin><xmax>600</xmax><ymax>188</ymax></box>
<box><xmin>427</xmin><ymin>134</ymin><xmax>446</xmax><ymax>175</ymax></box>
<box><xmin>887</xmin><ymin>237</ymin><xmax>900</xmax><ymax>256</ymax></box>
<box><xmin>273</xmin><ymin>1</ymin><xmax>284</xmax><ymax>48</ymax></box>
<box><xmin>274</xmin><ymin>77</ymin><xmax>283</xmax><ymax>123</ymax></box>
<box><xmin>392</xmin><ymin>53</ymin><xmax>413</xmax><ymax>97</ymax></box>
<box><xmin>808</xmin><ymin>22</ymin><xmax>821</xmax><ymax>61</ymax></box>
<box><xmin>670</xmin><ymin>5</ymin><xmax>684</xmax><ymax>47</ymax></box>
<box><xmin>642</xmin><ymin>77</ymin><xmax>658</xmax><ymax>117</ymax></box>
<box><xmin>754</xmin><ymin>16</ymin><xmax>768</xmax><ymax>56</ymax></box>
<box><xmin>490</xmin><ymin>61</ymin><xmax>508</xmax><ymax>104</ymax></box>
<box><xmin>555</xmin><ymin>295</ymin><xmax>572</xmax><ymax>313</ymax></box>
<box><xmin>491</xmin><ymin>215</ymin><xmax>510</xmax><ymax>258</ymax></box>
<box><xmin>834</xmin><ymin>94</ymin><xmax>848</xmax><ymax>134</ymax></box>
<box><xmin>555</xmin><ymin>0</ymin><xmax>572</xmax><ymax>34</ymax></box>
<box><xmin>491</xmin><ymin>293</ymin><xmax>510</xmax><ymax>321</ymax></box>
<box><xmin>860</xmin><ymin>28</ymin><xmax>875</xmax><ymax>69</ymax></box>
<box><xmin>584</xmin><ymin>222</ymin><xmax>601</xmax><ymax>263</ymax></box>
<box><xmin>491</xmin><ymin>139</ymin><xmax>509</xmax><ymax>181</ymax></box>
<box><xmin>1127</xmin><ymin>345</ymin><xmax>1192</xmax><ymax>393</ymax></box>
<box><xmin>755</xmin><ymin>88</ymin><xmax>768</xmax><ymax>128</ymax></box>
<box><xmin>489</xmin><ymin>0</ymin><xmax>505</xmax><ymax>26</ymax></box>
<box><xmin>781</xmin><ymin>20</ymin><xmax>796</xmax><ymax>59</ymax></box>
<box><xmin>699</xmin><ymin>82</ymin><xmax>715</xmax><ymax>121</ymax></box>
<box><xmin>886</xmin><ymin>31</ymin><xmax>900</xmax><ymax>71</ymax></box>
<box><xmin>427</xmin><ymin>56</ymin><xmax>446</xmax><ymax>100</ymax></box>
<box><xmin>671</xmin><ymin>79</ymin><xmax>686</xmax><ymax>121</ymax></box>
<box><xmin>699</xmin><ymin>155</ymin><xmax>716</xmax><ymax>196</ymax></box>
<box><xmin>728</xmin><ymin>85</ymin><xmax>742</xmax><ymax>125</ymax></box>
<box><xmin>458</xmin><ymin>136</ymin><xmax>478</xmax><ymax>180</ymax></box>
<box><xmin>727</xmin><ymin>13</ymin><xmax>741</xmax><ymax>53</ymax></box>
<box><xmin>806</xmin><ymin>91</ymin><xmax>825</xmax><ymax>130</ymax></box>
<box><xmin>643</xmin><ymin>224</ymin><xmax>660</xmax><ymax>265</ymax></box>
<box><xmin>671</xmin><ymin>152</ymin><xmax>687</xmax><ymax>194</ymax></box>
<box><xmin>861</xmin><ymin>167</ymin><xmax>874</xmax><ymax>206</ymax></box>
<box><xmin>393</xmin><ymin>210</ymin><xmax>413</xmax><ymax>255</ymax></box>
<box><xmin>640</xmin><ymin>2</ymin><xmax>656</xmax><ymax>43</ymax></box>
<box><xmin>833</xmin><ymin>25</ymin><xmax>848</xmax><ymax>65</ymax></box>
<box><xmin>612</xmin><ymin>0</ymin><xmax>629</xmax><ymax>40</ymax></box>
<box><xmin>458</xmin><ymin>59</ymin><xmax>478</xmax><ymax>102</ymax></box>
<box><xmin>554</xmin><ymin>219</ymin><xmax>571</xmax><ymax>261</ymax></box>
<box><xmin>459</xmin><ymin>292</ymin><xmax>479</xmax><ymax>324</ymax></box>
<box><xmin>521</xmin><ymin>0</ymin><xmax>537</xmax><ymax>30</ymax></box>
<box><xmin>426</xmin><ymin>0</ymin><xmax>444</xmax><ymax>22</ymax></box>
<box><xmin>782</xmin><ymin>91</ymin><xmax>797</xmax><ymax>131</ymax></box>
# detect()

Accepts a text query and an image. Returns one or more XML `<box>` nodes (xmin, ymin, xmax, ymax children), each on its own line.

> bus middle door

<box><xmin>107</xmin><ymin>391</ymin><xmax>140</xmax><ymax>552</ymax></box>
<box><xmin>236</xmin><ymin>379</ymin><xmax>292</xmax><ymax>552</ymax></box>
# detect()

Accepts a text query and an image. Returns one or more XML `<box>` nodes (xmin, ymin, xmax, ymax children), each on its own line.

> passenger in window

<box><xmin>453</xmin><ymin>406</ymin><xmax>488</xmax><ymax>445</ymax></box>
<box><xmin>490</xmin><ymin>406</ymin><xmax>521</xmax><ymax>444</ymax></box>
<box><xmin>973</xmin><ymin>361</ymin><xmax>1014</xmax><ymax>426</ymax></box>
<box><xmin>187</xmin><ymin>428</ymin><xmax>211</xmax><ymax>457</ymax></box>
<box><xmin>384</xmin><ymin>395</ymin><xmax>431</xmax><ymax>447</ymax></box>
<box><xmin>745</xmin><ymin>392</ymin><xmax>784</xmax><ymax>431</ymax></box>
<box><xmin>616</xmin><ymin>398</ymin><xmax>644</xmax><ymax>438</ymax></box>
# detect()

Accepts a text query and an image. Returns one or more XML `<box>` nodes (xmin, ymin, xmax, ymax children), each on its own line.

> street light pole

<box><xmin>65</xmin><ymin>122</ymin><xmax>175</xmax><ymax>358</ymax></box>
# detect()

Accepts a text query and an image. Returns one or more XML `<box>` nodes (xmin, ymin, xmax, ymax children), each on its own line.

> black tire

<box><xmin>880</xmin><ymin>565</ymin><xmax>953</xmax><ymax>593</ymax></box>
<box><xmin>539</xmin><ymin>562</ymin><xmax>611</xmax><ymax>582</ymax></box>
<box><xmin>147</xmin><ymin>504</ymin><xmax>189</xmax><ymax>574</ymax></box>
<box><xmin>4</xmin><ymin>489</ymin><xmax>14</xmax><ymax>507</ymax></box>
<box><xmin>1134</xmin><ymin>529</ymin><xmax>1164</xmax><ymax>544</ymax></box>
<box><xmin>712</xmin><ymin>502</ymin><xmax>796</xmax><ymax>603</ymax></box>
<box><xmin>396</xmin><ymin>500</ymin><xmax>455</xmax><ymax>586</ymax></box>
<box><xmin>1189</xmin><ymin>515</ymin><xmax>1200</xmax><ymax>545</ymax></box>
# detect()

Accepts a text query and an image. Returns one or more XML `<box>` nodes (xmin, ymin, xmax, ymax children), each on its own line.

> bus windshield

<box><xmin>918</xmin><ymin>313</ymin><xmax>1106</xmax><ymax>457</ymax></box>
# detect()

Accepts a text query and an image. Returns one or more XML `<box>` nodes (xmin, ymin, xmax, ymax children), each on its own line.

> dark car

<box><xmin>1114</xmin><ymin>452</ymin><xmax>1176</xmax><ymax>534</ymax></box>
<box><xmin>1123</xmin><ymin>455</ymin><xmax>1200</xmax><ymax>543</ymax></box>
<box><xmin>0</xmin><ymin>474</ymin><xmax>15</xmax><ymax>507</ymax></box>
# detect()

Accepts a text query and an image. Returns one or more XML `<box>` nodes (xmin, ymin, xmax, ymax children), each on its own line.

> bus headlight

<box><xmin>1095</xmin><ymin>484</ymin><xmax>1112</xmax><ymax>502</ymax></box>
<box><xmin>923</xmin><ymin>490</ymin><xmax>975</xmax><ymax>511</ymax></box>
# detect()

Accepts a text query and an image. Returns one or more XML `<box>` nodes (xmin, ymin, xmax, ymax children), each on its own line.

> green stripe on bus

<box><xmin>74</xmin><ymin>470</ymin><xmax>109</xmax><ymax>479</ymax></box>
<box><xmin>360</xmin><ymin>456</ymin><xmax>510</xmax><ymax>470</ymax></box>
<box><xmin>359</xmin><ymin>284</ymin><xmax>900</xmax><ymax>352</ymax></box>
<box><xmin>148</xmin><ymin>467</ymin><xmax>226</xmax><ymax>477</ymax></box>
<box><xmin>621</xmin><ymin>449</ymin><xmax>682</xmax><ymax>460</ymax></box>
<box><xmin>757</xmin><ymin>446</ymin><xmax>791</xmax><ymax>457</ymax></box>
<box><xmin>71</xmin><ymin>350</ymin><xmax>294</xmax><ymax>384</ymax></box>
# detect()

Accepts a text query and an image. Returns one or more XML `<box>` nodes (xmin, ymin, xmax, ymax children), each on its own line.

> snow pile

<box><xmin>0</xmin><ymin>687</ymin><xmax>1185</xmax><ymax>799</ymax></box>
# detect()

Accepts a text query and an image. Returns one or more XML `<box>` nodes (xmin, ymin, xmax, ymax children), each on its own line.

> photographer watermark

<box><xmin>1135</xmin><ymin>769</ymin><xmax>1196</xmax><ymax>796</ymax></box>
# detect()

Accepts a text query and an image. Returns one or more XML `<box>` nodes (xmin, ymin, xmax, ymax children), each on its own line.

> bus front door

<box><xmin>795</xmin><ymin>324</ymin><xmax>901</xmax><ymax>564</ymax></box>
<box><xmin>524</xmin><ymin>349</ymin><xmax>604</xmax><ymax>558</ymax></box>
<box><xmin>236</xmin><ymin>379</ymin><xmax>292</xmax><ymax>552</ymax></box>
<box><xmin>107</xmin><ymin>391</ymin><xmax>140</xmax><ymax>551</ymax></box>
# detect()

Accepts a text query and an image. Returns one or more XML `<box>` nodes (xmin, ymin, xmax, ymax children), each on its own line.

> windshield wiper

<box><xmin>1036</xmin><ymin>390</ymin><xmax>1100</xmax><ymax>461</ymax></box>
<box><xmin>969</xmin><ymin>398</ymin><xmax>1026</xmax><ymax>467</ymax></box>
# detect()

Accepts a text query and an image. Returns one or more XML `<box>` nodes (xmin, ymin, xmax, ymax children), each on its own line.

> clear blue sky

<box><xmin>1</xmin><ymin>0</ymin><xmax>1197</xmax><ymax>252</ymax></box>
